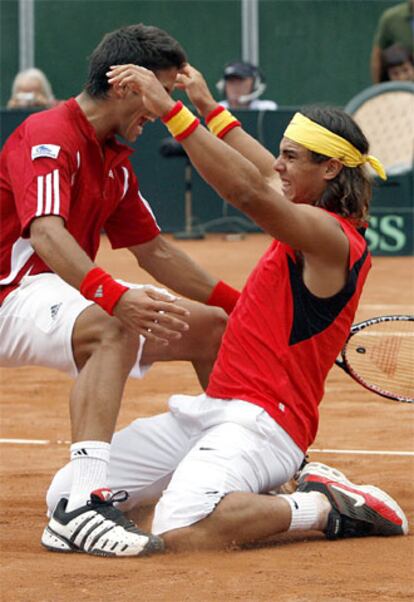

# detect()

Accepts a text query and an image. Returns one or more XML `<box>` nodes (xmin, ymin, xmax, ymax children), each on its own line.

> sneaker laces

<box><xmin>87</xmin><ymin>490</ymin><xmax>146</xmax><ymax>535</ymax></box>
<box><xmin>88</xmin><ymin>489</ymin><xmax>129</xmax><ymax>507</ymax></box>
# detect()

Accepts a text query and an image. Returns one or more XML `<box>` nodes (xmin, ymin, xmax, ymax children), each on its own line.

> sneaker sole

<box><xmin>299</xmin><ymin>462</ymin><xmax>348</xmax><ymax>483</ymax></box>
<box><xmin>41</xmin><ymin>525</ymin><xmax>165</xmax><ymax>557</ymax></box>
<box><xmin>41</xmin><ymin>526</ymin><xmax>76</xmax><ymax>553</ymax></box>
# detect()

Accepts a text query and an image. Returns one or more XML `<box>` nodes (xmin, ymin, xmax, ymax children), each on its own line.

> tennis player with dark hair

<box><xmin>0</xmin><ymin>27</ymin><xmax>243</xmax><ymax>557</ymax></box>
<box><xmin>45</xmin><ymin>64</ymin><xmax>408</xmax><ymax>552</ymax></box>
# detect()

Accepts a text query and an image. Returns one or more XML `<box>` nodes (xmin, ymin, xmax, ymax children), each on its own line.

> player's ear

<box><xmin>110</xmin><ymin>83</ymin><xmax>128</xmax><ymax>99</ymax></box>
<box><xmin>324</xmin><ymin>158</ymin><xmax>343</xmax><ymax>181</ymax></box>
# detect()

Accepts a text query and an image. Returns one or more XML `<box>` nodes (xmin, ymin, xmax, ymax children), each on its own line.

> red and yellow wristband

<box><xmin>80</xmin><ymin>267</ymin><xmax>129</xmax><ymax>315</ymax></box>
<box><xmin>205</xmin><ymin>106</ymin><xmax>241</xmax><ymax>139</ymax></box>
<box><xmin>207</xmin><ymin>280</ymin><xmax>240</xmax><ymax>315</ymax></box>
<box><xmin>162</xmin><ymin>101</ymin><xmax>200</xmax><ymax>141</ymax></box>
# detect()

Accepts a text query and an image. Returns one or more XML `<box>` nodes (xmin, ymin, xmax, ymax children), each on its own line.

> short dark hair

<box><xmin>85</xmin><ymin>24</ymin><xmax>187</xmax><ymax>98</ymax></box>
<box><xmin>300</xmin><ymin>106</ymin><xmax>372</xmax><ymax>223</ymax></box>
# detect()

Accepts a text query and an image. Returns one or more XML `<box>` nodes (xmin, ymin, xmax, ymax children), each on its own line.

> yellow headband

<box><xmin>284</xmin><ymin>112</ymin><xmax>386</xmax><ymax>180</ymax></box>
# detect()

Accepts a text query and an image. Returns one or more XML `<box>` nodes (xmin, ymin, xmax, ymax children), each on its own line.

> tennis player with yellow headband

<box><xmin>80</xmin><ymin>62</ymin><xmax>407</xmax><ymax>552</ymax></box>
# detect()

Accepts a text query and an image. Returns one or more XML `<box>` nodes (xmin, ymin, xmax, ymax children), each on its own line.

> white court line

<box><xmin>360</xmin><ymin>305</ymin><xmax>413</xmax><ymax>310</ymax></box>
<box><xmin>0</xmin><ymin>438</ymin><xmax>69</xmax><ymax>445</ymax></box>
<box><xmin>311</xmin><ymin>448</ymin><xmax>414</xmax><ymax>457</ymax></box>
<box><xmin>0</xmin><ymin>438</ymin><xmax>413</xmax><ymax>456</ymax></box>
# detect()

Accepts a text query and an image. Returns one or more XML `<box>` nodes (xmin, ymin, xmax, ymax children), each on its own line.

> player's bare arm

<box><xmin>108</xmin><ymin>65</ymin><xmax>349</xmax><ymax>294</ymax></box>
<box><xmin>129</xmin><ymin>235</ymin><xmax>217</xmax><ymax>303</ymax></box>
<box><xmin>30</xmin><ymin>215</ymin><xmax>190</xmax><ymax>343</ymax></box>
<box><xmin>176</xmin><ymin>64</ymin><xmax>278</xmax><ymax>185</ymax></box>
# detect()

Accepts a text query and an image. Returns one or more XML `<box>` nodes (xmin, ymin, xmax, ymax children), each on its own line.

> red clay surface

<box><xmin>1</xmin><ymin>234</ymin><xmax>413</xmax><ymax>602</ymax></box>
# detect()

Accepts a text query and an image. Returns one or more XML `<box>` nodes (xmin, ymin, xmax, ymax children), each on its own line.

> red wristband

<box><xmin>207</xmin><ymin>280</ymin><xmax>241</xmax><ymax>315</ymax></box>
<box><xmin>80</xmin><ymin>267</ymin><xmax>129</xmax><ymax>315</ymax></box>
<box><xmin>205</xmin><ymin>105</ymin><xmax>225</xmax><ymax>125</ymax></box>
<box><xmin>205</xmin><ymin>105</ymin><xmax>241</xmax><ymax>139</ymax></box>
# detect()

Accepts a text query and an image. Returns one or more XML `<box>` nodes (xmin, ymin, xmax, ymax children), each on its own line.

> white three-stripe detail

<box><xmin>45</xmin><ymin>173</ymin><xmax>52</xmax><ymax>213</ymax></box>
<box><xmin>36</xmin><ymin>175</ymin><xmax>44</xmax><ymax>216</ymax></box>
<box><xmin>121</xmin><ymin>166</ymin><xmax>129</xmax><ymax>200</ymax></box>
<box><xmin>53</xmin><ymin>169</ymin><xmax>60</xmax><ymax>214</ymax></box>
<box><xmin>36</xmin><ymin>169</ymin><xmax>60</xmax><ymax>216</ymax></box>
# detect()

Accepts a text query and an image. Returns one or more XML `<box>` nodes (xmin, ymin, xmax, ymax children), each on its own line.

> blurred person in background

<box><xmin>371</xmin><ymin>0</ymin><xmax>414</xmax><ymax>83</ymax></box>
<box><xmin>7</xmin><ymin>68</ymin><xmax>58</xmax><ymax>109</ymax></box>
<box><xmin>217</xmin><ymin>61</ymin><xmax>277</xmax><ymax>110</ymax></box>
<box><xmin>381</xmin><ymin>43</ymin><xmax>414</xmax><ymax>81</ymax></box>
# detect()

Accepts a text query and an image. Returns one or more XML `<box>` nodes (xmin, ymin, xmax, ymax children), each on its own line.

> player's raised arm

<box><xmin>176</xmin><ymin>64</ymin><xmax>278</xmax><ymax>184</ymax></box>
<box><xmin>107</xmin><ymin>65</ymin><xmax>384</xmax><ymax>268</ymax></box>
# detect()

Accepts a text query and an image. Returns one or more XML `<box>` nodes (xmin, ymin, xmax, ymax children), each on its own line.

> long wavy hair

<box><xmin>300</xmin><ymin>106</ymin><xmax>373</xmax><ymax>223</ymax></box>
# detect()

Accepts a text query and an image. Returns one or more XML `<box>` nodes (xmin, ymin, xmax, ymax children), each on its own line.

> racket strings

<box><xmin>345</xmin><ymin>320</ymin><xmax>413</xmax><ymax>399</ymax></box>
<box><xmin>368</xmin><ymin>335</ymin><xmax>400</xmax><ymax>377</ymax></box>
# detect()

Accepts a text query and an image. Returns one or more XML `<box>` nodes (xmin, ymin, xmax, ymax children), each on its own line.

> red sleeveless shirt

<box><xmin>207</xmin><ymin>213</ymin><xmax>371</xmax><ymax>452</ymax></box>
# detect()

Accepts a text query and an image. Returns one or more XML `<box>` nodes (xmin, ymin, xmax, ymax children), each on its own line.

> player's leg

<box><xmin>148</xmin><ymin>399</ymin><xmax>408</xmax><ymax>551</ymax></box>
<box><xmin>71</xmin><ymin>304</ymin><xmax>140</xmax><ymax>442</ymax></box>
<box><xmin>46</xmin><ymin>409</ymin><xmax>196</xmax><ymax>514</ymax></box>
<box><xmin>140</xmin><ymin>298</ymin><xmax>227</xmax><ymax>389</ymax></box>
<box><xmin>162</xmin><ymin>490</ymin><xmax>329</xmax><ymax>551</ymax></box>
<box><xmin>151</xmin><ymin>400</ymin><xmax>305</xmax><ymax>549</ymax></box>
<box><xmin>66</xmin><ymin>297</ymin><xmax>225</xmax><ymax>515</ymax></box>
<box><xmin>44</xmin><ymin>406</ymin><xmax>198</xmax><ymax>555</ymax></box>
<box><xmin>45</xmin><ymin>301</ymin><xmax>168</xmax><ymax>556</ymax></box>
<box><xmin>162</xmin><ymin>461</ymin><xmax>409</xmax><ymax>551</ymax></box>
<box><xmin>0</xmin><ymin>274</ymin><xmax>163</xmax><ymax>556</ymax></box>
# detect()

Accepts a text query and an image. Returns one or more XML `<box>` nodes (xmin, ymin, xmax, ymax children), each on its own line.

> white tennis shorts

<box><xmin>46</xmin><ymin>394</ymin><xmax>304</xmax><ymax>535</ymax></box>
<box><xmin>0</xmin><ymin>272</ymin><xmax>168</xmax><ymax>378</ymax></box>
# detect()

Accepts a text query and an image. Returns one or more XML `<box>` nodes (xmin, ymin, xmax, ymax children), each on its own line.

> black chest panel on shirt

<box><xmin>288</xmin><ymin>246</ymin><xmax>369</xmax><ymax>346</ymax></box>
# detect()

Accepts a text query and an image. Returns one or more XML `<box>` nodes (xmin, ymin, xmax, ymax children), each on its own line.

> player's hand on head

<box><xmin>107</xmin><ymin>64</ymin><xmax>174</xmax><ymax>117</ymax></box>
<box><xmin>176</xmin><ymin>64</ymin><xmax>217</xmax><ymax>116</ymax></box>
<box><xmin>112</xmin><ymin>286</ymin><xmax>190</xmax><ymax>345</ymax></box>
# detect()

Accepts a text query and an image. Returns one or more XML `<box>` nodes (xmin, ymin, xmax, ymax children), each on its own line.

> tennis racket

<box><xmin>335</xmin><ymin>315</ymin><xmax>414</xmax><ymax>403</ymax></box>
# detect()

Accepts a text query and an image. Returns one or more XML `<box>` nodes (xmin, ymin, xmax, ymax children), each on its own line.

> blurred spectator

<box><xmin>217</xmin><ymin>61</ymin><xmax>277</xmax><ymax>110</ymax></box>
<box><xmin>381</xmin><ymin>43</ymin><xmax>414</xmax><ymax>81</ymax></box>
<box><xmin>7</xmin><ymin>68</ymin><xmax>57</xmax><ymax>109</ymax></box>
<box><xmin>371</xmin><ymin>0</ymin><xmax>414</xmax><ymax>83</ymax></box>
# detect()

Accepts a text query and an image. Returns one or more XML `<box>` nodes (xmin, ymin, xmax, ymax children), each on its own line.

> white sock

<box><xmin>279</xmin><ymin>491</ymin><xmax>330</xmax><ymax>531</ymax></box>
<box><xmin>66</xmin><ymin>441</ymin><xmax>111</xmax><ymax>512</ymax></box>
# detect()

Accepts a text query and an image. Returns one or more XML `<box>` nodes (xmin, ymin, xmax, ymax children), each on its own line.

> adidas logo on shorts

<box><xmin>50</xmin><ymin>303</ymin><xmax>62</xmax><ymax>320</ymax></box>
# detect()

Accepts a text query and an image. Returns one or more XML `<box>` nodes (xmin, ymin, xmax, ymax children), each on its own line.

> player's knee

<box><xmin>73</xmin><ymin>312</ymin><xmax>138</xmax><ymax>370</ymax></box>
<box><xmin>98</xmin><ymin>319</ymin><xmax>139</xmax><ymax>359</ymax></box>
<box><xmin>202</xmin><ymin>307</ymin><xmax>227</xmax><ymax>361</ymax></box>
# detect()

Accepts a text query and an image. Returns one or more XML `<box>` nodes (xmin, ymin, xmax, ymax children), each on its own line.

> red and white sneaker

<box><xmin>297</xmin><ymin>462</ymin><xmax>409</xmax><ymax>539</ymax></box>
<box><xmin>41</xmin><ymin>488</ymin><xmax>164</xmax><ymax>557</ymax></box>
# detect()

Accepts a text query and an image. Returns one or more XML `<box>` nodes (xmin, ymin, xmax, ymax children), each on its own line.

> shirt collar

<box><xmin>64</xmin><ymin>97</ymin><xmax>134</xmax><ymax>162</ymax></box>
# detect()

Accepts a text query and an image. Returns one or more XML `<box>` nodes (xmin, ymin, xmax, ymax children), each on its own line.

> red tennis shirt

<box><xmin>206</xmin><ymin>214</ymin><xmax>371</xmax><ymax>452</ymax></box>
<box><xmin>0</xmin><ymin>98</ymin><xmax>160</xmax><ymax>304</ymax></box>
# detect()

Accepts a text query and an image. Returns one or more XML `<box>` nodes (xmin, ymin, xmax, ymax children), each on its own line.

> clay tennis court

<box><xmin>1</xmin><ymin>234</ymin><xmax>413</xmax><ymax>602</ymax></box>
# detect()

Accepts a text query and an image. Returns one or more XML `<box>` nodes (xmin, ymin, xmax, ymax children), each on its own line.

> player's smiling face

<box><xmin>273</xmin><ymin>138</ymin><xmax>330</xmax><ymax>204</ymax></box>
<box><xmin>117</xmin><ymin>67</ymin><xmax>179</xmax><ymax>142</ymax></box>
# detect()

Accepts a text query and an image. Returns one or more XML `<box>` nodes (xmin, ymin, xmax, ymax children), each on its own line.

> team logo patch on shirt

<box><xmin>31</xmin><ymin>144</ymin><xmax>61</xmax><ymax>160</ymax></box>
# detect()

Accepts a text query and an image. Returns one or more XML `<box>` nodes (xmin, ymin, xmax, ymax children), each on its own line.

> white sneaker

<box><xmin>41</xmin><ymin>488</ymin><xmax>164</xmax><ymax>557</ymax></box>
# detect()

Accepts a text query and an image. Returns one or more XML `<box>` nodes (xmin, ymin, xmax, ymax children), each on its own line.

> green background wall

<box><xmin>1</xmin><ymin>107</ymin><xmax>412</xmax><ymax>256</ymax></box>
<box><xmin>1</xmin><ymin>0</ymin><xmax>398</xmax><ymax>108</ymax></box>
